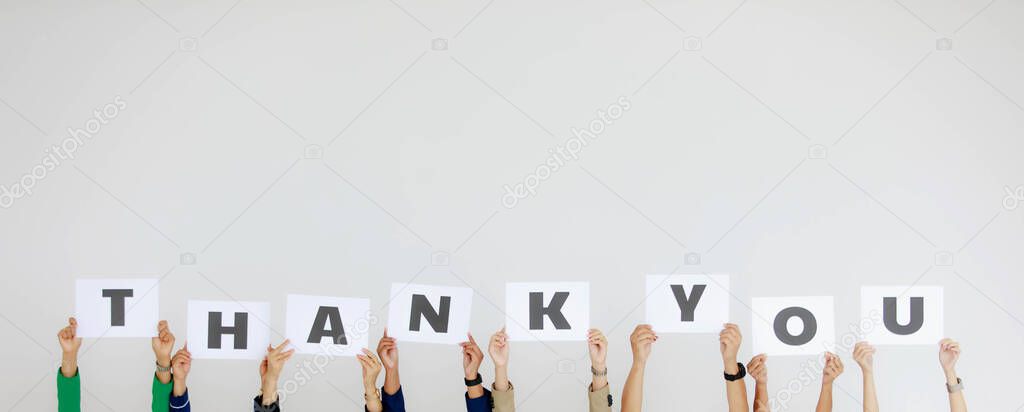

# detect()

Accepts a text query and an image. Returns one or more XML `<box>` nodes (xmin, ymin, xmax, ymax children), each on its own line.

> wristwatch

<box><xmin>464</xmin><ymin>373</ymin><xmax>483</xmax><ymax>387</ymax></box>
<box><xmin>591</xmin><ymin>366</ymin><xmax>608</xmax><ymax>377</ymax></box>
<box><xmin>723</xmin><ymin>362</ymin><xmax>746</xmax><ymax>381</ymax></box>
<box><xmin>946</xmin><ymin>377</ymin><xmax>964</xmax><ymax>393</ymax></box>
<box><xmin>155</xmin><ymin>360</ymin><xmax>171</xmax><ymax>373</ymax></box>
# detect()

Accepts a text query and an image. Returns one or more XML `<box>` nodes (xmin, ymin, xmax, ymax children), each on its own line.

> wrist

<box><xmin>464</xmin><ymin>371</ymin><xmax>480</xmax><ymax>381</ymax></box>
<box><xmin>156</xmin><ymin>356</ymin><xmax>171</xmax><ymax>367</ymax></box>
<box><xmin>722</xmin><ymin>356</ymin><xmax>737</xmax><ymax>367</ymax></box>
<box><xmin>592</xmin><ymin>361</ymin><xmax>607</xmax><ymax>371</ymax></box>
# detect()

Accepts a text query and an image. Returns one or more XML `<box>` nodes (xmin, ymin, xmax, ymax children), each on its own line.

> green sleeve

<box><xmin>57</xmin><ymin>367</ymin><xmax>80</xmax><ymax>412</ymax></box>
<box><xmin>151</xmin><ymin>374</ymin><xmax>172</xmax><ymax>412</ymax></box>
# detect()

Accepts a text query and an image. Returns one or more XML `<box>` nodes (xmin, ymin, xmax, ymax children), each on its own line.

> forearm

<box><xmin>61</xmin><ymin>352</ymin><xmax>78</xmax><ymax>378</ymax></box>
<box><xmin>861</xmin><ymin>372</ymin><xmax>878</xmax><ymax>412</ymax></box>
<box><xmin>364</xmin><ymin>382</ymin><xmax>383</xmax><ymax>412</ymax></box>
<box><xmin>383</xmin><ymin>367</ymin><xmax>401</xmax><ymax>395</ymax></box>
<box><xmin>723</xmin><ymin>361</ymin><xmax>748</xmax><ymax>412</ymax></box>
<box><xmin>753</xmin><ymin>382</ymin><xmax>768</xmax><ymax>412</ymax></box>
<box><xmin>591</xmin><ymin>374</ymin><xmax>608</xmax><ymax>392</ymax></box>
<box><xmin>815</xmin><ymin>383</ymin><xmax>833</xmax><ymax>412</ymax></box>
<box><xmin>466</xmin><ymin>384</ymin><xmax>485</xmax><ymax>399</ymax></box>
<box><xmin>494</xmin><ymin>365</ymin><xmax>510</xmax><ymax>392</ymax></box>
<box><xmin>944</xmin><ymin>368</ymin><xmax>967</xmax><ymax>412</ymax></box>
<box><xmin>172</xmin><ymin>378</ymin><xmax>187</xmax><ymax>397</ymax></box>
<box><xmin>261</xmin><ymin>378</ymin><xmax>279</xmax><ymax>405</ymax></box>
<box><xmin>155</xmin><ymin>355</ymin><xmax>172</xmax><ymax>384</ymax></box>
<box><xmin>621</xmin><ymin>362</ymin><xmax>645</xmax><ymax>412</ymax></box>
<box><xmin>591</xmin><ymin>361</ymin><xmax>608</xmax><ymax>392</ymax></box>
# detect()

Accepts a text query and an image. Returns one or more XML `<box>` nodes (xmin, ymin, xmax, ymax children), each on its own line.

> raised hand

<box><xmin>853</xmin><ymin>342</ymin><xmax>875</xmax><ymax>373</ymax></box>
<box><xmin>376</xmin><ymin>329</ymin><xmax>399</xmax><ymax>370</ymax></box>
<box><xmin>629</xmin><ymin>324</ymin><xmax>656</xmax><ymax>365</ymax></box>
<box><xmin>57</xmin><ymin>317</ymin><xmax>82</xmax><ymax>378</ymax></box>
<box><xmin>748</xmin><ymin>354</ymin><xmax>769</xmax><ymax>412</ymax></box>
<box><xmin>855</xmin><ymin>342</ymin><xmax>880</xmax><ymax>412</ymax></box>
<box><xmin>58</xmin><ymin>317</ymin><xmax>83</xmax><ymax>355</ymax></box>
<box><xmin>358</xmin><ymin>348</ymin><xmax>383</xmax><ymax>387</ymax></box>
<box><xmin>171</xmin><ymin>345</ymin><xmax>191</xmax><ymax>396</ymax></box>
<box><xmin>719</xmin><ymin>323</ymin><xmax>742</xmax><ymax>367</ymax></box>
<box><xmin>259</xmin><ymin>339</ymin><xmax>295</xmax><ymax>405</ymax></box>
<box><xmin>747</xmin><ymin>354</ymin><xmax>767</xmax><ymax>383</ymax></box>
<box><xmin>822</xmin><ymin>352</ymin><xmax>844</xmax><ymax>384</ymax></box>
<box><xmin>358</xmin><ymin>348</ymin><xmax>384</xmax><ymax>412</ymax></box>
<box><xmin>938</xmin><ymin>339</ymin><xmax>967</xmax><ymax>412</ymax></box>
<box><xmin>152</xmin><ymin>320</ymin><xmax>175</xmax><ymax>365</ymax></box>
<box><xmin>588</xmin><ymin>329</ymin><xmax>608</xmax><ymax>371</ymax></box>
<box><xmin>588</xmin><ymin>328</ymin><xmax>609</xmax><ymax>392</ymax></box>
<box><xmin>939</xmin><ymin>338</ymin><xmax>960</xmax><ymax>373</ymax></box>
<box><xmin>488</xmin><ymin>327</ymin><xmax>510</xmax><ymax>368</ymax></box>
<box><xmin>461</xmin><ymin>333</ymin><xmax>485</xmax><ymax>380</ymax></box>
<box><xmin>172</xmin><ymin>345</ymin><xmax>192</xmax><ymax>379</ymax></box>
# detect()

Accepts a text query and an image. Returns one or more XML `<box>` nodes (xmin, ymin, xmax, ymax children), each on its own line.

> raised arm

<box><xmin>462</xmin><ymin>333</ymin><xmax>491</xmax><ymax>411</ymax></box>
<box><xmin>488</xmin><ymin>327</ymin><xmax>514</xmax><ymax>412</ymax></box>
<box><xmin>255</xmin><ymin>339</ymin><xmax>294</xmax><ymax>411</ymax></box>
<box><xmin>587</xmin><ymin>329</ymin><xmax>611</xmax><ymax>412</ymax></box>
<box><xmin>151</xmin><ymin>321</ymin><xmax>175</xmax><ymax>412</ymax></box>
<box><xmin>939</xmin><ymin>338</ymin><xmax>967</xmax><ymax>412</ymax></box>
<box><xmin>57</xmin><ymin>317</ymin><xmax>83</xmax><ymax>412</ymax></box>
<box><xmin>815</xmin><ymin>352</ymin><xmax>844</xmax><ymax>412</ymax></box>
<box><xmin>358</xmin><ymin>348</ymin><xmax>384</xmax><ymax>412</ymax></box>
<box><xmin>621</xmin><ymin>324</ymin><xmax>655</xmax><ymax>412</ymax></box>
<box><xmin>169</xmin><ymin>345</ymin><xmax>192</xmax><ymax>412</ymax></box>
<box><xmin>719</xmin><ymin>323</ymin><xmax>748</xmax><ymax>412</ymax></box>
<box><xmin>377</xmin><ymin>329</ymin><xmax>401</xmax><ymax>396</ymax></box>
<box><xmin>376</xmin><ymin>329</ymin><xmax>406</xmax><ymax>411</ymax></box>
<box><xmin>747</xmin><ymin>354</ymin><xmax>768</xmax><ymax>412</ymax></box>
<box><xmin>853</xmin><ymin>342</ymin><xmax>878</xmax><ymax>412</ymax></box>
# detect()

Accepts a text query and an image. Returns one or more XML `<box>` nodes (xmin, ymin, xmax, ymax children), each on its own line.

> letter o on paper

<box><xmin>773</xmin><ymin>306</ymin><xmax>817</xmax><ymax>346</ymax></box>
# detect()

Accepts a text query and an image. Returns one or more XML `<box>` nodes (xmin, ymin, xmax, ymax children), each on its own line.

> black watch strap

<box><xmin>464</xmin><ymin>373</ymin><xmax>483</xmax><ymax>387</ymax></box>
<box><xmin>724</xmin><ymin>362</ymin><xmax>746</xmax><ymax>381</ymax></box>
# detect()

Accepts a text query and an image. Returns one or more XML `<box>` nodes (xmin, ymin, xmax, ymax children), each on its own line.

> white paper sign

<box><xmin>505</xmin><ymin>282</ymin><xmax>589</xmax><ymax>341</ymax></box>
<box><xmin>752</xmin><ymin>296</ymin><xmax>835</xmax><ymax>356</ymax></box>
<box><xmin>75</xmin><ymin>278</ymin><xmax>159</xmax><ymax>338</ymax></box>
<box><xmin>645</xmin><ymin>274</ymin><xmax>729</xmax><ymax>333</ymax></box>
<box><xmin>187</xmin><ymin>300</ymin><xmax>271</xmax><ymax>360</ymax></box>
<box><xmin>286</xmin><ymin>294</ymin><xmax>371</xmax><ymax>356</ymax></box>
<box><xmin>386</xmin><ymin>283</ymin><xmax>473</xmax><ymax>344</ymax></box>
<box><xmin>861</xmin><ymin>286</ymin><xmax>942</xmax><ymax>345</ymax></box>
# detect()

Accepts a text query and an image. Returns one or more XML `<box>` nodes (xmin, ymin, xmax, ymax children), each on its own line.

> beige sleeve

<box><xmin>492</xmin><ymin>382</ymin><xmax>516</xmax><ymax>412</ymax></box>
<box><xmin>589</xmin><ymin>383</ymin><xmax>612</xmax><ymax>412</ymax></box>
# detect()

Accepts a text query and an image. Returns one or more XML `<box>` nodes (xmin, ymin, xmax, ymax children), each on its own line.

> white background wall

<box><xmin>1</xmin><ymin>0</ymin><xmax>1023</xmax><ymax>410</ymax></box>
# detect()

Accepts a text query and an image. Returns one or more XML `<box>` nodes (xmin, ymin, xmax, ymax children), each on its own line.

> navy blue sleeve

<box><xmin>169</xmin><ymin>389</ymin><xmax>190</xmax><ymax>412</ymax></box>
<box><xmin>254</xmin><ymin>395</ymin><xmax>281</xmax><ymax>412</ymax></box>
<box><xmin>382</xmin><ymin>386</ymin><xmax>406</xmax><ymax>412</ymax></box>
<box><xmin>465</xmin><ymin>387</ymin><xmax>492</xmax><ymax>412</ymax></box>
